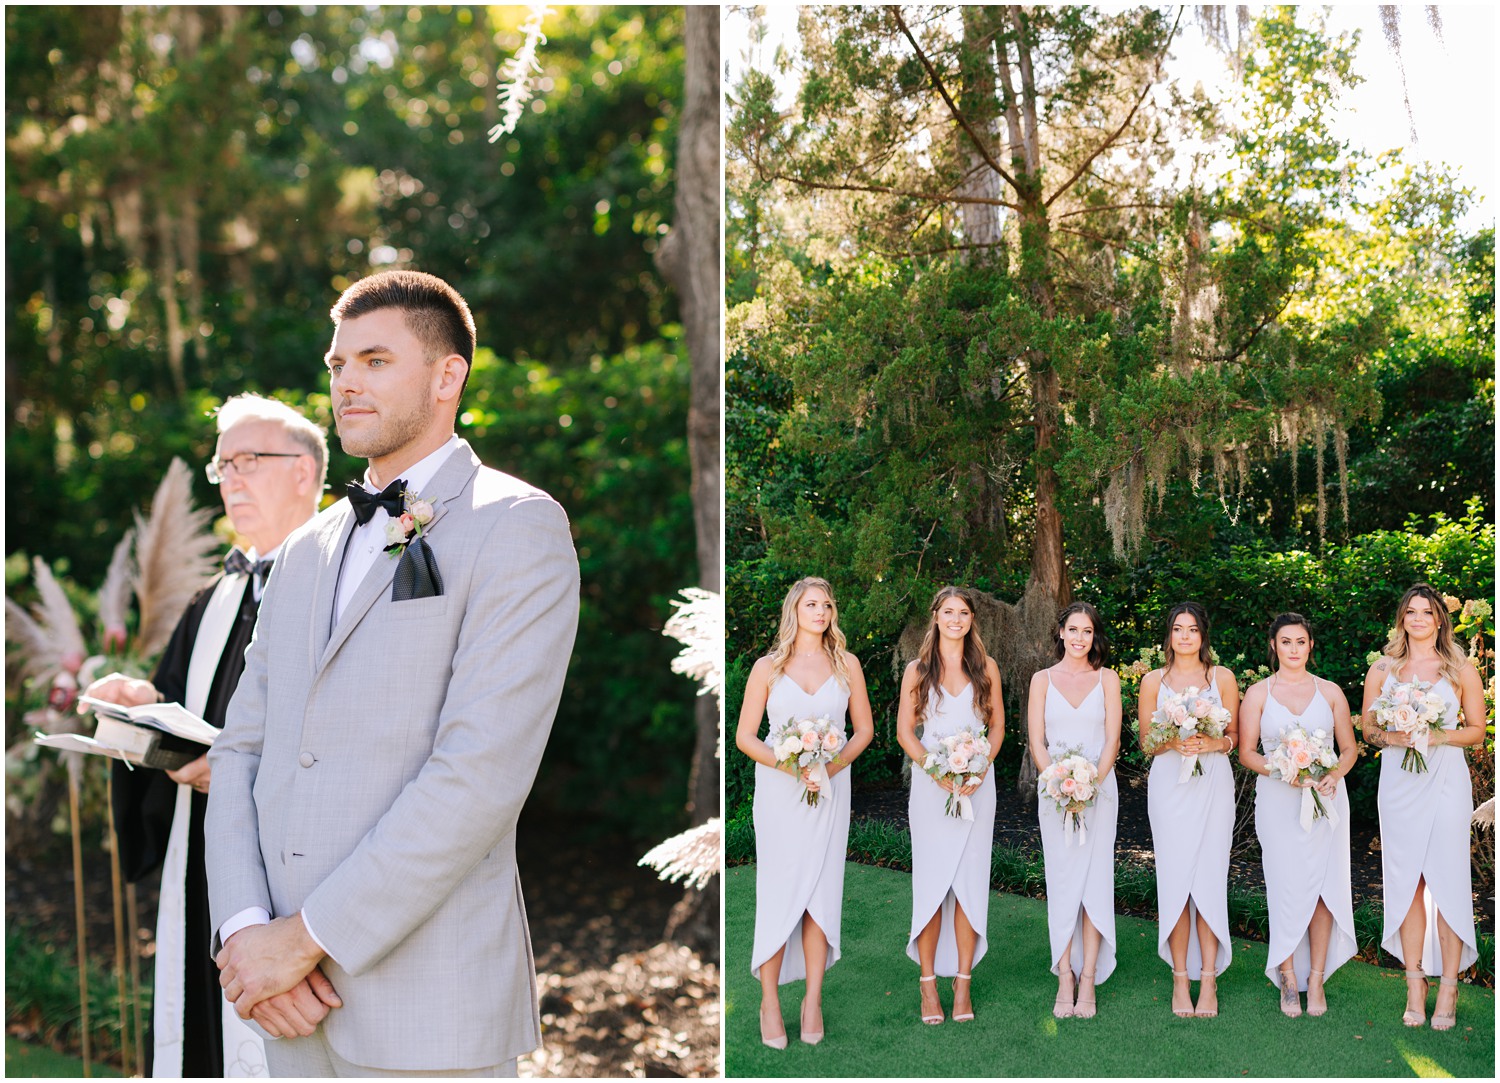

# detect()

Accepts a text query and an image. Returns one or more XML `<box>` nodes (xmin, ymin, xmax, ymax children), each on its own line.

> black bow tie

<box><xmin>224</xmin><ymin>549</ymin><xmax>274</xmax><ymax>580</ymax></box>
<box><xmin>347</xmin><ymin>478</ymin><xmax>407</xmax><ymax>525</ymax></box>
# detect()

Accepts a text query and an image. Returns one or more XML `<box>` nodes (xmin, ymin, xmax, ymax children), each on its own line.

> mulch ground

<box><xmin>851</xmin><ymin>767</ymin><xmax>1496</xmax><ymax>944</ymax></box>
<box><xmin>5</xmin><ymin>808</ymin><xmax>719</xmax><ymax>1078</ymax></box>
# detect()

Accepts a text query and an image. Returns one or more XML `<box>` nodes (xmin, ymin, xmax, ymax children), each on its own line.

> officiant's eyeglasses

<box><xmin>206</xmin><ymin>452</ymin><xmax>306</xmax><ymax>484</ymax></box>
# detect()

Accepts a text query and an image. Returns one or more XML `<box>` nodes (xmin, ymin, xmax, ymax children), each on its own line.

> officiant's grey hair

<box><xmin>214</xmin><ymin>393</ymin><xmax>329</xmax><ymax>497</ymax></box>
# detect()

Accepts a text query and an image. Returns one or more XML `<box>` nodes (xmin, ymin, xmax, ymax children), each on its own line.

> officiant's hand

<box><xmin>249</xmin><ymin>967</ymin><xmax>343</xmax><ymax>1038</ymax></box>
<box><xmin>79</xmin><ymin>673</ymin><xmax>159</xmax><ymax>710</ymax></box>
<box><xmin>217</xmin><ymin>913</ymin><xmax>327</xmax><ymax>1019</ymax></box>
<box><xmin>167</xmin><ymin>754</ymin><xmax>212</xmax><ymax>793</ymax></box>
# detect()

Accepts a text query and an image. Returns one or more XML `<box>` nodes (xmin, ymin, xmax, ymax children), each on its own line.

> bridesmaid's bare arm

<box><xmin>1215</xmin><ymin>665</ymin><xmax>1241</xmax><ymax>754</ymax></box>
<box><xmin>1442</xmin><ymin>662</ymin><xmax>1489</xmax><ymax>748</ymax></box>
<box><xmin>1097</xmin><ymin>669</ymin><xmax>1123</xmax><ymax>781</ymax></box>
<box><xmin>1237</xmin><ymin>682</ymin><xmax>1269</xmax><ymax>778</ymax></box>
<box><xmin>831</xmin><ymin>652</ymin><xmax>876</xmax><ymax>776</ymax></box>
<box><xmin>1027</xmin><ymin>669</ymin><xmax>1052</xmax><ymax>773</ymax></box>
<box><xmin>734</xmin><ymin>657</ymin><xmax>789</xmax><ymax>772</ymax></box>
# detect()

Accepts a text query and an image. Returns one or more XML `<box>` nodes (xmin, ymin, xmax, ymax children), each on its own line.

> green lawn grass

<box><xmin>4</xmin><ymin>1035</ymin><xmax>124</xmax><ymax>1078</ymax></box>
<box><xmin>726</xmin><ymin>863</ymin><xmax>1496</xmax><ymax>1078</ymax></box>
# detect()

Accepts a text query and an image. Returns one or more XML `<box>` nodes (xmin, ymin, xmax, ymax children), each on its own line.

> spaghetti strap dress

<box><xmin>1147</xmin><ymin>671</ymin><xmax>1234</xmax><ymax>978</ymax></box>
<box><xmin>906</xmin><ymin>683</ymin><xmax>995</xmax><ymax>974</ymax></box>
<box><xmin>1376</xmin><ymin>674</ymin><xmax>1477</xmax><ymax>974</ymax></box>
<box><xmin>750</xmin><ymin>673</ymin><xmax>852</xmax><ymax>983</ymax></box>
<box><xmin>1254</xmin><ymin>679</ymin><xmax>1357</xmax><ymax>990</ymax></box>
<box><xmin>1037</xmin><ymin>670</ymin><xmax>1118</xmax><ymax>983</ymax></box>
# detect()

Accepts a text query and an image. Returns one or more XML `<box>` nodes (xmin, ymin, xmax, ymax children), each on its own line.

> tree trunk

<box><xmin>957</xmin><ymin>7</ymin><xmax>1003</xmax><ymax>257</ymax></box>
<box><xmin>653</xmin><ymin>7</ymin><xmax>720</xmax><ymax>957</ymax></box>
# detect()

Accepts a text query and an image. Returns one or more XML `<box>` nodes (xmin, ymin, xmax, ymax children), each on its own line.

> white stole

<box><xmin>152</xmin><ymin>572</ymin><xmax>268</xmax><ymax>1078</ymax></box>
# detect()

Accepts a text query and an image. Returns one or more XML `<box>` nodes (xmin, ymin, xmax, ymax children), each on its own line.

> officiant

<box><xmin>83</xmin><ymin>394</ymin><xmax>327</xmax><ymax>1077</ymax></box>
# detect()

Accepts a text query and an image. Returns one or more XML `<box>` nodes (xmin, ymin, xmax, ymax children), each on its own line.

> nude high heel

<box><xmin>1306</xmin><ymin>968</ymin><xmax>1327</xmax><ymax>1017</ymax></box>
<box><xmin>1430</xmin><ymin>977</ymin><xmax>1459</xmax><ymax>1032</ymax></box>
<box><xmin>1073</xmin><ymin>969</ymin><xmax>1097</xmax><ymax>1019</ymax></box>
<box><xmin>799</xmin><ymin>997</ymin><xmax>823</xmax><ymax>1045</ymax></box>
<box><xmin>1402</xmin><ymin>968</ymin><xmax>1428</xmax><ymax>1027</ymax></box>
<box><xmin>760</xmin><ymin>1001</ymin><xmax>787</xmax><ymax>1050</ymax></box>
<box><xmin>1052</xmin><ymin>969</ymin><xmax>1074</xmax><ymax>1019</ymax></box>
<box><xmin>919</xmin><ymin>974</ymin><xmax>944</xmax><ymax>1025</ymax></box>
<box><xmin>1194</xmin><ymin>970</ymin><xmax>1218</xmax><ymax>1018</ymax></box>
<box><xmin>1171</xmin><ymin>968</ymin><xmax>1193</xmax><ymax>1018</ymax></box>
<box><xmin>951</xmin><ymin>973</ymin><xmax>974</xmax><ymax>1022</ymax></box>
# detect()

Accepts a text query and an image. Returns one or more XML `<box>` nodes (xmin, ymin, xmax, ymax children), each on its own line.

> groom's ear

<box><xmin>433</xmin><ymin>353</ymin><xmax>468</xmax><ymax>407</ymax></box>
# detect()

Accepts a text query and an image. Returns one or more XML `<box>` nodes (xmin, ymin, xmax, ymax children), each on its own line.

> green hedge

<box><xmin>727</xmin><ymin>506</ymin><xmax>1495</xmax><ymax>823</ymax></box>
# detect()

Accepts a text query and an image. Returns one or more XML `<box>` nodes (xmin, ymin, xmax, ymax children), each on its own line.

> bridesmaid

<box><xmin>1029</xmin><ymin>601</ymin><xmax>1122</xmax><ymax>1019</ymax></box>
<box><xmin>1360</xmin><ymin>584</ymin><xmax>1485</xmax><ymax>1031</ymax></box>
<box><xmin>896</xmin><ymin>586</ymin><xmax>1004</xmax><ymax>1026</ymax></box>
<box><xmin>735</xmin><ymin>577</ymin><xmax>875</xmax><ymax>1048</ymax></box>
<box><xmin>1137</xmin><ymin>602</ymin><xmax>1239</xmax><ymax>1018</ymax></box>
<box><xmin>1239</xmin><ymin>613</ymin><xmax>1358</xmax><ymax>1017</ymax></box>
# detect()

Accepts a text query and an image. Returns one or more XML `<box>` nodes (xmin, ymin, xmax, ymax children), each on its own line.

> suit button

<box><xmin>298</xmin><ymin>751</ymin><xmax>315</xmax><ymax>768</ymax></box>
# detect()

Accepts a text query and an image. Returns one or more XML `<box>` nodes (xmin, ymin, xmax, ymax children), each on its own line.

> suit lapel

<box><xmin>315</xmin><ymin>441</ymin><xmax>481</xmax><ymax>674</ymax></box>
<box><xmin>308</xmin><ymin>508</ymin><xmax>358</xmax><ymax>671</ymax></box>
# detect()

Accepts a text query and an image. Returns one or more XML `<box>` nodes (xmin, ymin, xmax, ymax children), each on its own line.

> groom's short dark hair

<box><xmin>331</xmin><ymin>270</ymin><xmax>477</xmax><ymax>398</ymax></box>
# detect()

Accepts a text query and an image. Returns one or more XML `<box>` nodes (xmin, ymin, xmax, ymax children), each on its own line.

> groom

<box><xmin>206</xmin><ymin>270</ymin><xmax>580</xmax><ymax>1077</ymax></box>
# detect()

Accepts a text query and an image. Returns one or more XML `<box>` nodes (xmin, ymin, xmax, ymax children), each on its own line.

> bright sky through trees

<box><xmin>730</xmin><ymin>4</ymin><xmax>1495</xmax><ymax>232</ymax></box>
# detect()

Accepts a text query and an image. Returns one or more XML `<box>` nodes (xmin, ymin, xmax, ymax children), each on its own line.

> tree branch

<box><xmin>891</xmin><ymin>6</ymin><xmax>1021</xmax><ymax>193</ymax></box>
<box><xmin>1044</xmin><ymin>6</ymin><xmax>1184</xmax><ymax>208</ymax></box>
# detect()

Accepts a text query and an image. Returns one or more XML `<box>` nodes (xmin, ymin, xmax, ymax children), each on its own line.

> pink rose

<box><xmin>399</xmin><ymin>512</ymin><xmax>416</xmax><ymax>533</ymax></box>
<box><xmin>1060</xmin><ymin>777</ymin><xmax>1077</xmax><ymax>794</ymax></box>
<box><xmin>1291</xmin><ymin>747</ymin><xmax>1313</xmax><ymax>770</ymax></box>
<box><xmin>950</xmin><ymin>753</ymin><xmax>970</xmax><ymax>772</ymax></box>
<box><xmin>1192</xmin><ymin>698</ymin><xmax>1211</xmax><ymax>718</ymax></box>
<box><xmin>801</xmin><ymin>732</ymin><xmax>818</xmax><ymax>751</ymax></box>
<box><xmin>408</xmin><ymin>499</ymin><xmax>435</xmax><ymax>524</ymax></box>
<box><xmin>821</xmin><ymin>731</ymin><xmax>841</xmax><ymax>752</ymax></box>
<box><xmin>1391</xmin><ymin>704</ymin><xmax>1416</xmax><ymax>729</ymax></box>
<box><xmin>1167</xmin><ymin>704</ymin><xmax>1189</xmax><ymax>725</ymax></box>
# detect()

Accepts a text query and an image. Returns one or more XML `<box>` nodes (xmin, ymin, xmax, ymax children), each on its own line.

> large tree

<box><xmin>728</xmin><ymin>6</ymin><xmax>1414</xmax><ymax>768</ymax></box>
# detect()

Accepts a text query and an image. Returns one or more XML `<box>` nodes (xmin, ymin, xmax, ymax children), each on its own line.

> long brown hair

<box><xmin>911</xmin><ymin>586</ymin><xmax>994</xmax><ymax>726</ymax></box>
<box><xmin>1053</xmin><ymin>601</ymin><xmax>1109</xmax><ymax>670</ymax></box>
<box><xmin>1383</xmin><ymin>583</ymin><xmax>1467</xmax><ymax>687</ymax></box>
<box><xmin>767</xmin><ymin>576</ymin><xmax>851</xmax><ymax>690</ymax></box>
<box><xmin>1162</xmin><ymin>601</ymin><xmax>1214</xmax><ymax>682</ymax></box>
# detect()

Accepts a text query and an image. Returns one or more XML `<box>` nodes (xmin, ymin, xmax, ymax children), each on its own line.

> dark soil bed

<box><xmin>5</xmin><ymin>808</ymin><xmax>719</xmax><ymax>1078</ymax></box>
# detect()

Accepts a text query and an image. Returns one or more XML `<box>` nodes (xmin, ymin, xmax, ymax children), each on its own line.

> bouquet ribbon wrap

<box><xmin>804</xmin><ymin>760</ymin><xmax>832</xmax><ymax>807</ymax></box>
<box><xmin>1177</xmin><ymin>753</ymin><xmax>1199</xmax><ymax>784</ymax></box>
<box><xmin>1065</xmin><ymin>808</ymin><xmax>1088</xmax><ymax>847</ymax></box>
<box><xmin>1298</xmin><ymin>784</ymin><xmax>1337</xmax><ymax>833</ymax></box>
<box><xmin>950</xmin><ymin>789</ymin><xmax>974</xmax><ymax>822</ymax></box>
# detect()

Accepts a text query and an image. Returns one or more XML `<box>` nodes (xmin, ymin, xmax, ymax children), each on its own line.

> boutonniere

<box><xmin>383</xmin><ymin>492</ymin><xmax>436</xmax><ymax>557</ymax></box>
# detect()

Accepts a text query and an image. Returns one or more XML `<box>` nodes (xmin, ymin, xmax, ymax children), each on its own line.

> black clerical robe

<box><xmin>112</xmin><ymin>573</ymin><xmax>259</xmax><ymax>1078</ymax></box>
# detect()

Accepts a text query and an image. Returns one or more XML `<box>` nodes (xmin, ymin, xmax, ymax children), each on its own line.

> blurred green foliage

<box><xmin>6</xmin><ymin>6</ymin><xmax>696</xmax><ymax>842</ymax></box>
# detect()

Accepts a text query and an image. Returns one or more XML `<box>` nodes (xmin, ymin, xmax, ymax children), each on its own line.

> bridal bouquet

<box><xmin>1265</xmin><ymin>724</ymin><xmax>1340</xmax><ymax>830</ymax></box>
<box><xmin>1145</xmin><ymin>686</ymin><xmax>1231</xmax><ymax>782</ymax></box>
<box><xmin>1368</xmin><ymin>678</ymin><xmax>1447</xmax><ymax>774</ymax></box>
<box><xmin>768</xmin><ymin>715</ymin><xmax>846</xmax><ymax>807</ymax></box>
<box><xmin>1038</xmin><ymin>747</ymin><xmax>1100</xmax><ymax>846</ymax></box>
<box><xmin>921</xmin><ymin>728</ymin><xmax>992</xmax><ymax>820</ymax></box>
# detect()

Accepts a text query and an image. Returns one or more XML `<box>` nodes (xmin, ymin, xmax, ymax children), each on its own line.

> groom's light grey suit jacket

<box><xmin>206</xmin><ymin>440</ymin><xmax>579</xmax><ymax>1071</ymax></box>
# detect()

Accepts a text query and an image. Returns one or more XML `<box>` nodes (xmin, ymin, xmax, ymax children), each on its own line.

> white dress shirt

<box><xmin>333</xmin><ymin>435</ymin><xmax>461</xmax><ymax>624</ymax></box>
<box><xmin>219</xmin><ymin>436</ymin><xmax>461</xmax><ymax>963</ymax></box>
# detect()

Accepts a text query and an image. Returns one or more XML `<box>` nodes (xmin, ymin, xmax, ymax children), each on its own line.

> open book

<box><xmin>35</xmin><ymin>697</ymin><xmax>220</xmax><ymax>771</ymax></box>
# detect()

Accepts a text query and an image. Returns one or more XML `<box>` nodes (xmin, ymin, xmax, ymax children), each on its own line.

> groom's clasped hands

<box><xmin>215</xmin><ymin>913</ymin><xmax>342</xmax><ymax>1038</ymax></box>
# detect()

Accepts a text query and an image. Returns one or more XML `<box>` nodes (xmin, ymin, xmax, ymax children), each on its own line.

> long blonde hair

<box><xmin>767</xmin><ymin>576</ymin><xmax>851</xmax><ymax>690</ymax></box>
<box><xmin>912</xmin><ymin>586</ymin><xmax>994</xmax><ymax>726</ymax></box>
<box><xmin>1383</xmin><ymin>583</ymin><xmax>1468</xmax><ymax>687</ymax></box>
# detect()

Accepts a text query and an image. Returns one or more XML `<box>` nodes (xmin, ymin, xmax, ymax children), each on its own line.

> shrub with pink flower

<box><xmin>767</xmin><ymin>714</ymin><xmax>847</xmax><ymax>807</ymax></box>
<box><xmin>1368</xmin><ymin>678</ymin><xmax>1448</xmax><ymax>773</ymax></box>
<box><xmin>1142</xmin><ymin>685</ymin><xmax>1231</xmax><ymax>781</ymax></box>
<box><xmin>1038</xmin><ymin>746</ymin><xmax>1100</xmax><ymax>845</ymax></box>
<box><xmin>921</xmin><ymin>728</ymin><xmax>992</xmax><ymax>819</ymax></box>
<box><xmin>1265</xmin><ymin>724</ymin><xmax>1340</xmax><ymax>828</ymax></box>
